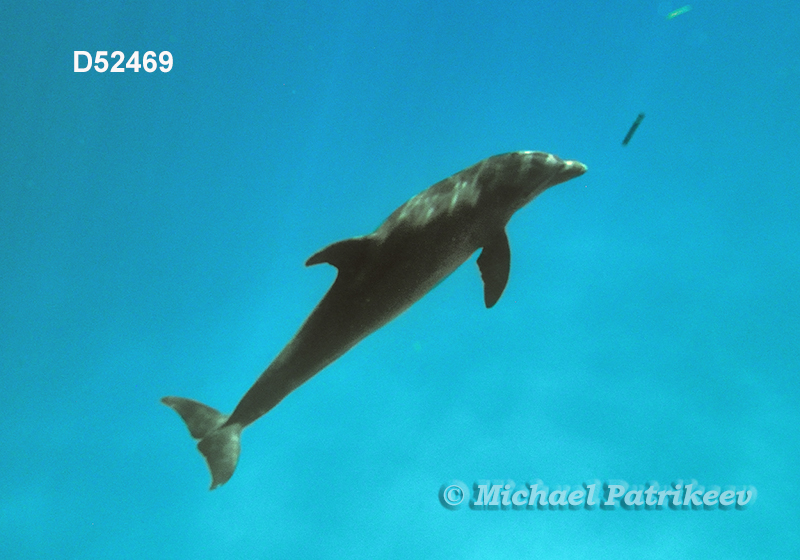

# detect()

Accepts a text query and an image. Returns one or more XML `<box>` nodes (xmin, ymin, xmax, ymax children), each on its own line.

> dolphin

<box><xmin>162</xmin><ymin>151</ymin><xmax>587</xmax><ymax>489</ymax></box>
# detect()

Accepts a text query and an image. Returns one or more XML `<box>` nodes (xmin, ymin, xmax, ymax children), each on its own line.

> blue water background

<box><xmin>1</xmin><ymin>1</ymin><xmax>798</xmax><ymax>557</ymax></box>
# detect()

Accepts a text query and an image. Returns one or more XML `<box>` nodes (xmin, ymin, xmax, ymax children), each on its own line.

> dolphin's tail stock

<box><xmin>161</xmin><ymin>396</ymin><xmax>242</xmax><ymax>490</ymax></box>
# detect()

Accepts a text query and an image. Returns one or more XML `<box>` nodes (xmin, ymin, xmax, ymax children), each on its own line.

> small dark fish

<box><xmin>622</xmin><ymin>113</ymin><xmax>645</xmax><ymax>146</ymax></box>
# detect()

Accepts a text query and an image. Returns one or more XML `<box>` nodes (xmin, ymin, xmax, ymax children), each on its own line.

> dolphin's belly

<box><xmin>358</xmin><ymin>227</ymin><xmax>480</xmax><ymax>323</ymax></box>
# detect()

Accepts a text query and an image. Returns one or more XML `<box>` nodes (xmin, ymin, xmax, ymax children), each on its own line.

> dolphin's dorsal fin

<box><xmin>476</xmin><ymin>229</ymin><xmax>511</xmax><ymax>308</ymax></box>
<box><xmin>306</xmin><ymin>236</ymin><xmax>374</xmax><ymax>270</ymax></box>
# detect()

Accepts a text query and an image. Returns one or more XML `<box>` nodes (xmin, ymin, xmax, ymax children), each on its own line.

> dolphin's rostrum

<box><xmin>162</xmin><ymin>151</ymin><xmax>587</xmax><ymax>489</ymax></box>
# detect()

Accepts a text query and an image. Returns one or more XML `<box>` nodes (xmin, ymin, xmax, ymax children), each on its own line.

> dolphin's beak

<box><xmin>558</xmin><ymin>159</ymin><xmax>588</xmax><ymax>183</ymax></box>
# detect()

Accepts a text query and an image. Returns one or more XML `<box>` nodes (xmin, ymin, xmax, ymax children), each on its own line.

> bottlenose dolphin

<box><xmin>163</xmin><ymin>151</ymin><xmax>587</xmax><ymax>489</ymax></box>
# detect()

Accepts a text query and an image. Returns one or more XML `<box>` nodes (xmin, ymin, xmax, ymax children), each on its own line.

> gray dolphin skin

<box><xmin>162</xmin><ymin>151</ymin><xmax>587</xmax><ymax>489</ymax></box>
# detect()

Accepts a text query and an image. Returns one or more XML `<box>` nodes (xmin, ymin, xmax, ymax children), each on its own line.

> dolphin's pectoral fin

<box><xmin>477</xmin><ymin>229</ymin><xmax>511</xmax><ymax>308</ymax></box>
<box><xmin>305</xmin><ymin>236</ymin><xmax>374</xmax><ymax>270</ymax></box>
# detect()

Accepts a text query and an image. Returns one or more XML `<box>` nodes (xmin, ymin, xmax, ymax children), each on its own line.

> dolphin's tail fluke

<box><xmin>161</xmin><ymin>396</ymin><xmax>242</xmax><ymax>490</ymax></box>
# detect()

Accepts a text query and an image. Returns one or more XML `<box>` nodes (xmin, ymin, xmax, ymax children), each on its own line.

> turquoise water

<box><xmin>2</xmin><ymin>1</ymin><xmax>798</xmax><ymax>557</ymax></box>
